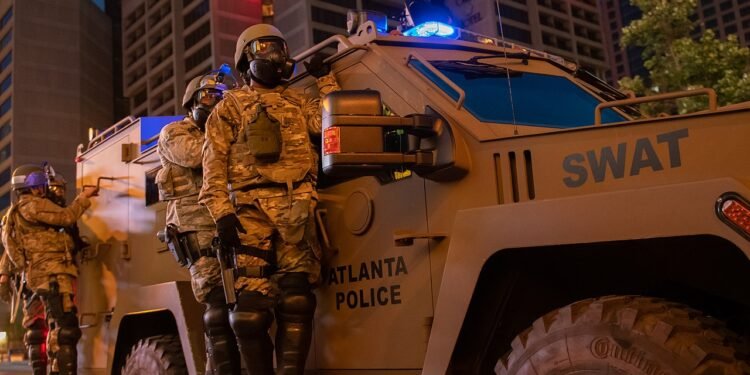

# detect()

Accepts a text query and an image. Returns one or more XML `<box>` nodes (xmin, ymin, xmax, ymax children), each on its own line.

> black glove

<box><xmin>216</xmin><ymin>214</ymin><xmax>246</xmax><ymax>249</ymax></box>
<box><xmin>303</xmin><ymin>53</ymin><xmax>330</xmax><ymax>78</ymax></box>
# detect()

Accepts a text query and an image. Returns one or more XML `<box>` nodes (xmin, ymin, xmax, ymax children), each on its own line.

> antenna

<box><xmin>495</xmin><ymin>0</ymin><xmax>518</xmax><ymax>133</ymax></box>
<box><xmin>403</xmin><ymin>1</ymin><xmax>415</xmax><ymax>27</ymax></box>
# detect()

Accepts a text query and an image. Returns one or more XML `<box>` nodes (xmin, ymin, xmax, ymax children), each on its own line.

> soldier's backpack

<box><xmin>1</xmin><ymin>205</ymin><xmax>25</xmax><ymax>270</ymax></box>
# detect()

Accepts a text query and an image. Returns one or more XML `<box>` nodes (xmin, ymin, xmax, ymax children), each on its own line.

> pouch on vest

<box><xmin>155</xmin><ymin>166</ymin><xmax>175</xmax><ymax>200</ymax></box>
<box><xmin>246</xmin><ymin>109</ymin><xmax>282</xmax><ymax>163</ymax></box>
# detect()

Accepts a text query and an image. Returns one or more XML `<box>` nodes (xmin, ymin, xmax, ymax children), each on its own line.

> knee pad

<box><xmin>203</xmin><ymin>304</ymin><xmax>231</xmax><ymax>336</ymax></box>
<box><xmin>278</xmin><ymin>273</ymin><xmax>316</xmax><ymax>322</ymax></box>
<box><xmin>24</xmin><ymin>324</ymin><xmax>46</xmax><ymax>346</ymax></box>
<box><xmin>57</xmin><ymin>326</ymin><xmax>82</xmax><ymax>346</ymax></box>
<box><xmin>57</xmin><ymin>313</ymin><xmax>82</xmax><ymax>346</ymax></box>
<box><xmin>229</xmin><ymin>292</ymin><xmax>274</xmax><ymax>338</ymax></box>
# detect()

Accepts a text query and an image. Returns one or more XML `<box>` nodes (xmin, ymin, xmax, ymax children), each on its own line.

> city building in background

<box><xmin>121</xmin><ymin>0</ymin><xmax>262</xmax><ymax>117</ymax></box>
<box><xmin>600</xmin><ymin>0</ymin><xmax>646</xmax><ymax>84</ymax></box>
<box><xmin>273</xmin><ymin>0</ymin><xmax>403</xmax><ymax>56</ymax></box>
<box><xmin>0</xmin><ymin>0</ymin><xmax>114</xmax><ymax>211</ymax></box>
<box><xmin>603</xmin><ymin>0</ymin><xmax>750</xmax><ymax>83</ymax></box>
<box><xmin>446</xmin><ymin>0</ymin><xmax>610</xmax><ymax>78</ymax></box>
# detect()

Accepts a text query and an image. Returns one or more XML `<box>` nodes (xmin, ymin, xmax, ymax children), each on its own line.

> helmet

<box><xmin>234</xmin><ymin>24</ymin><xmax>286</xmax><ymax>73</ymax></box>
<box><xmin>48</xmin><ymin>173</ymin><xmax>67</xmax><ymax>206</ymax></box>
<box><xmin>11</xmin><ymin>165</ymin><xmax>45</xmax><ymax>192</ymax></box>
<box><xmin>182</xmin><ymin>69</ymin><xmax>232</xmax><ymax>110</ymax></box>
<box><xmin>181</xmin><ymin>76</ymin><xmax>203</xmax><ymax>110</ymax></box>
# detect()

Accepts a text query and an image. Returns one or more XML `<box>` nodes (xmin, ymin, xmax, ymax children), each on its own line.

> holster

<box><xmin>157</xmin><ymin>225</ymin><xmax>209</xmax><ymax>267</ymax></box>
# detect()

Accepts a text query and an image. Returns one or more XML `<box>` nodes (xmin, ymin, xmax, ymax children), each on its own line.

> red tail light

<box><xmin>323</xmin><ymin>126</ymin><xmax>341</xmax><ymax>155</ymax></box>
<box><xmin>717</xmin><ymin>193</ymin><xmax>750</xmax><ymax>240</ymax></box>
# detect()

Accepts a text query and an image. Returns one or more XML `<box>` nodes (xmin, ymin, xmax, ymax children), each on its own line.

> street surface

<box><xmin>0</xmin><ymin>361</ymin><xmax>29</xmax><ymax>374</ymax></box>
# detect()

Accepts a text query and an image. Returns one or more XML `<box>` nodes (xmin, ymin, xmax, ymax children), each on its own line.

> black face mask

<box><xmin>47</xmin><ymin>187</ymin><xmax>66</xmax><ymax>206</ymax></box>
<box><xmin>245</xmin><ymin>50</ymin><xmax>295</xmax><ymax>87</ymax></box>
<box><xmin>192</xmin><ymin>105</ymin><xmax>212</xmax><ymax>131</ymax></box>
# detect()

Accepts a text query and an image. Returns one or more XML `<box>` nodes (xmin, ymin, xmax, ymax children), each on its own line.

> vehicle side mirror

<box><xmin>321</xmin><ymin>90</ymin><xmax>441</xmax><ymax>177</ymax></box>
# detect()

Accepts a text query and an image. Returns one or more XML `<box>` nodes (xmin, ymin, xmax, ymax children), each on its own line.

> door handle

<box><xmin>393</xmin><ymin>231</ymin><xmax>447</xmax><ymax>247</ymax></box>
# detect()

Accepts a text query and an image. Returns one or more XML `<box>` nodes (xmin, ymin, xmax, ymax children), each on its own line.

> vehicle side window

<box><xmin>145</xmin><ymin>168</ymin><xmax>160</xmax><ymax>206</ymax></box>
<box><xmin>409</xmin><ymin>59</ymin><xmax>626</xmax><ymax>127</ymax></box>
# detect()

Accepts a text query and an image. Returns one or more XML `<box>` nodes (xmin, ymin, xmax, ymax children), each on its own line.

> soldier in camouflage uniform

<box><xmin>200</xmin><ymin>24</ymin><xmax>339</xmax><ymax>375</ymax></box>
<box><xmin>0</xmin><ymin>172</ymin><xmax>69</xmax><ymax>375</ymax></box>
<box><xmin>2</xmin><ymin>165</ymin><xmax>97</xmax><ymax>375</ymax></box>
<box><xmin>0</xmin><ymin>251</ymin><xmax>48</xmax><ymax>374</ymax></box>
<box><xmin>156</xmin><ymin>70</ymin><xmax>240</xmax><ymax>374</ymax></box>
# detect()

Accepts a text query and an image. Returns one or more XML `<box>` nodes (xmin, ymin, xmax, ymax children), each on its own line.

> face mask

<box><xmin>192</xmin><ymin>105</ymin><xmax>212</xmax><ymax>131</ymax></box>
<box><xmin>244</xmin><ymin>39</ymin><xmax>295</xmax><ymax>87</ymax></box>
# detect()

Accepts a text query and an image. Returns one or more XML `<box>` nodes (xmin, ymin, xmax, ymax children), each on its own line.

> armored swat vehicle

<box><xmin>75</xmin><ymin>20</ymin><xmax>750</xmax><ymax>374</ymax></box>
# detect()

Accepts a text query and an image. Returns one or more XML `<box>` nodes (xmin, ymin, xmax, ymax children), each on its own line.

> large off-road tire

<box><xmin>121</xmin><ymin>334</ymin><xmax>187</xmax><ymax>375</ymax></box>
<box><xmin>496</xmin><ymin>296</ymin><xmax>750</xmax><ymax>375</ymax></box>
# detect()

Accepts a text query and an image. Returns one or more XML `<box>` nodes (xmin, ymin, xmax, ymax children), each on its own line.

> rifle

<box><xmin>212</xmin><ymin>237</ymin><xmax>236</xmax><ymax>305</ymax></box>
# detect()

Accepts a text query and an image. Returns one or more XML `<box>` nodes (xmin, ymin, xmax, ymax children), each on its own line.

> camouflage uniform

<box><xmin>0</xmin><ymin>252</ymin><xmax>47</xmax><ymax>374</ymax></box>
<box><xmin>156</xmin><ymin>117</ymin><xmax>220</xmax><ymax>303</ymax></box>
<box><xmin>200</xmin><ymin>73</ymin><xmax>340</xmax><ymax>296</ymax></box>
<box><xmin>5</xmin><ymin>192</ymin><xmax>91</xmax><ymax>375</ymax></box>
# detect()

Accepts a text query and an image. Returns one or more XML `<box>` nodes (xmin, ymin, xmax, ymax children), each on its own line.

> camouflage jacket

<box><xmin>0</xmin><ymin>252</ymin><xmax>15</xmax><ymax>276</ymax></box>
<box><xmin>200</xmin><ymin>73</ymin><xmax>340</xmax><ymax>220</ymax></box>
<box><xmin>157</xmin><ymin>117</ymin><xmax>214</xmax><ymax>232</ymax></box>
<box><xmin>8</xmin><ymin>194</ymin><xmax>89</xmax><ymax>289</ymax></box>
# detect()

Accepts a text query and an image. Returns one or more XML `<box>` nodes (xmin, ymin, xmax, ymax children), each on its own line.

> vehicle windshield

<box><xmin>410</xmin><ymin>59</ymin><xmax>626</xmax><ymax>128</ymax></box>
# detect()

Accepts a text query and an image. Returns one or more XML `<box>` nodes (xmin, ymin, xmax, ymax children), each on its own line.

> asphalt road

<box><xmin>0</xmin><ymin>361</ymin><xmax>30</xmax><ymax>374</ymax></box>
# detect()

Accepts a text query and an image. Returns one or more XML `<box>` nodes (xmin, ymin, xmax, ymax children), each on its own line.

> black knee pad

<box><xmin>24</xmin><ymin>323</ymin><xmax>46</xmax><ymax>346</ymax></box>
<box><xmin>57</xmin><ymin>326</ymin><xmax>82</xmax><ymax>346</ymax></box>
<box><xmin>204</xmin><ymin>305</ymin><xmax>231</xmax><ymax>336</ymax></box>
<box><xmin>57</xmin><ymin>313</ymin><xmax>82</xmax><ymax>346</ymax></box>
<box><xmin>278</xmin><ymin>273</ymin><xmax>316</xmax><ymax>322</ymax></box>
<box><xmin>229</xmin><ymin>292</ymin><xmax>274</xmax><ymax>338</ymax></box>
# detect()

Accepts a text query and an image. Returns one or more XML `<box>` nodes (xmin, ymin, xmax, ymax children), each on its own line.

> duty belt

<box><xmin>236</xmin><ymin>176</ymin><xmax>313</xmax><ymax>192</ymax></box>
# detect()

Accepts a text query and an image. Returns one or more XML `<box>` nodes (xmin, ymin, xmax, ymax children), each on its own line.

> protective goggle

<box><xmin>48</xmin><ymin>184</ymin><xmax>65</xmax><ymax>197</ymax></box>
<box><xmin>244</xmin><ymin>38</ymin><xmax>288</xmax><ymax>60</ymax></box>
<box><xmin>196</xmin><ymin>89</ymin><xmax>223</xmax><ymax>106</ymax></box>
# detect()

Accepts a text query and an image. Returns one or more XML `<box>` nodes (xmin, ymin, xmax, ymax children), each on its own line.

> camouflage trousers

<box><xmin>232</xmin><ymin>186</ymin><xmax>322</xmax><ymax>297</ymax></box>
<box><xmin>29</xmin><ymin>274</ymin><xmax>77</xmax><ymax>373</ymax></box>
<box><xmin>188</xmin><ymin>230</ymin><xmax>221</xmax><ymax>304</ymax></box>
<box><xmin>21</xmin><ymin>293</ymin><xmax>46</xmax><ymax>328</ymax></box>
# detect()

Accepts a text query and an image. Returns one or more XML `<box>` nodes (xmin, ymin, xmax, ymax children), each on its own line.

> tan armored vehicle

<box><xmin>74</xmin><ymin>21</ymin><xmax>750</xmax><ymax>374</ymax></box>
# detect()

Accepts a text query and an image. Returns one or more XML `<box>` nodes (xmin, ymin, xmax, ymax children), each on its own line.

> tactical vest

<box><xmin>225</xmin><ymin>88</ymin><xmax>315</xmax><ymax>192</ymax></box>
<box><xmin>156</xmin><ymin>164</ymin><xmax>202</xmax><ymax>201</ymax></box>
<box><xmin>156</xmin><ymin>122</ymin><xmax>204</xmax><ymax>201</ymax></box>
<box><xmin>1</xmin><ymin>205</ymin><xmax>24</xmax><ymax>269</ymax></box>
<box><xmin>4</xmin><ymin>197</ymin><xmax>76</xmax><ymax>273</ymax></box>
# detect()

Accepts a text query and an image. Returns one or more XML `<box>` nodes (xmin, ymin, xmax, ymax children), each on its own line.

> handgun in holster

<box><xmin>157</xmin><ymin>224</ymin><xmax>193</xmax><ymax>267</ymax></box>
<box><xmin>212</xmin><ymin>237</ymin><xmax>237</xmax><ymax>305</ymax></box>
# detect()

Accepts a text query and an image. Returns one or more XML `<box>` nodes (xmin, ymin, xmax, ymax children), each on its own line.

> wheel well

<box><xmin>447</xmin><ymin>235</ymin><xmax>750</xmax><ymax>374</ymax></box>
<box><xmin>111</xmin><ymin>309</ymin><xmax>180</xmax><ymax>374</ymax></box>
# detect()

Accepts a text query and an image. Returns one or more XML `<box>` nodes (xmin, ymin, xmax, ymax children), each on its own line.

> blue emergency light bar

<box><xmin>403</xmin><ymin>21</ymin><xmax>457</xmax><ymax>39</ymax></box>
